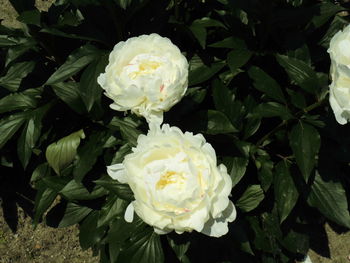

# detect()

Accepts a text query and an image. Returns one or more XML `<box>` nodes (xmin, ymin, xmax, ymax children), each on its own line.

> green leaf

<box><xmin>212</xmin><ymin>79</ymin><xmax>243</xmax><ymax>124</ymax></box>
<box><xmin>0</xmin><ymin>61</ymin><xmax>35</xmax><ymax>92</ymax></box>
<box><xmin>40</xmin><ymin>27</ymin><xmax>106</xmax><ymax>44</ymax></box>
<box><xmin>51</xmin><ymin>82</ymin><xmax>86</xmax><ymax>114</ymax></box>
<box><xmin>59</xmin><ymin>180</ymin><xmax>107</xmax><ymax>200</ymax></box>
<box><xmin>309</xmin><ymin>3</ymin><xmax>344</xmax><ymax>29</ymax></box>
<box><xmin>248</xmin><ymin>66</ymin><xmax>286</xmax><ymax>103</ymax></box>
<box><xmin>227</xmin><ymin>49</ymin><xmax>252</xmax><ymax>72</ymax></box>
<box><xmin>97</xmin><ymin>196</ymin><xmax>127</xmax><ymax>227</ymax></box>
<box><xmin>289</xmin><ymin>122</ymin><xmax>320</xmax><ymax>181</ymax></box>
<box><xmin>31</xmin><ymin>162</ymin><xmax>51</xmax><ymax>183</ymax></box>
<box><xmin>79</xmin><ymin>211</ymin><xmax>107</xmax><ymax>250</ymax></box>
<box><xmin>0</xmin><ymin>87</ymin><xmax>42</xmax><ymax>114</ymax></box>
<box><xmin>0</xmin><ymin>35</ymin><xmax>26</xmax><ymax>47</ymax></box>
<box><xmin>236</xmin><ymin>185</ymin><xmax>264</xmax><ymax>212</ymax></box>
<box><xmin>0</xmin><ymin>112</ymin><xmax>27</xmax><ymax>149</ymax></box>
<box><xmin>109</xmin><ymin>117</ymin><xmax>142</xmax><ymax>146</ymax></box>
<box><xmin>45</xmin><ymin>129</ymin><xmax>85</xmax><ymax>174</ymax></box>
<box><xmin>253</xmin><ymin>102</ymin><xmax>292</xmax><ymax>120</ymax></box>
<box><xmin>17</xmin><ymin>115</ymin><xmax>41</xmax><ymax>168</ymax></box>
<box><xmin>111</xmin><ymin>143</ymin><xmax>132</xmax><ymax>165</ymax></box>
<box><xmin>208</xmin><ymin>37</ymin><xmax>247</xmax><ymax>49</ymax></box>
<box><xmin>206</xmin><ymin>110</ymin><xmax>237</xmax><ymax>134</ymax></box>
<box><xmin>73</xmin><ymin>131</ymin><xmax>110</xmax><ymax>182</ymax></box>
<box><xmin>6</xmin><ymin>38</ymin><xmax>37</xmax><ymax>66</ymax></box>
<box><xmin>308</xmin><ymin>173</ymin><xmax>350</xmax><ymax>228</ymax></box>
<box><xmin>79</xmin><ymin>54</ymin><xmax>108</xmax><ymax>111</ymax></box>
<box><xmin>95</xmin><ymin>176</ymin><xmax>134</xmax><ymax>201</ymax></box>
<box><xmin>257</xmin><ymin>157</ymin><xmax>274</xmax><ymax>192</ymax></box>
<box><xmin>190</xmin><ymin>17</ymin><xmax>226</xmax><ymax>48</ymax></box>
<box><xmin>276</xmin><ymin>54</ymin><xmax>320</xmax><ymax>94</ymax></box>
<box><xmin>287</xmin><ymin>88</ymin><xmax>307</xmax><ymax>109</ymax></box>
<box><xmin>167</xmin><ymin>237</ymin><xmax>190</xmax><ymax>263</ymax></box>
<box><xmin>274</xmin><ymin>161</ymin><xmax>298</xmax><ymax>223</ymax></box>
<box><xmin>58</xmin><ymin>202</ymin><xmax>92</xmax><ymax>228</ymax></box>
<box><xmin>189</xmin><ymin>56</ymin><xmax>225</xmax><ymax>86</ymax></box>
<box><xmin>33</xmin><ymin>181</ymin><xmax>57</xmax><ymax>226</ymax></box>
<box><xmin>17</xmin><ymin>9</ymin><xmax>41</xmax><ymax>26</ymax></box>
<box><xmin>118</xmin><ymin>223</ymin><xmax>164</xmax><ymax>263</ymax></box>
<box><xmin>230</xmin><ymin>157</ymin><xmax>249</xmax><ymax>188</ymax></box>
<box><xmin>243</xmin><ymin>117</ymin><xmax>261</xmax><ymax>139</ymax></box>
<box><xmin>46</xmin><ymin>45</ymin><xmax>102</xmax><ymax>85</ymax></box>
<box><xmin>319</xmin><ymin>15</ymin><xmax>349</xmax><ymax>48</ymax></box>
<box><xmin>108</xmin><ymin>218</ymin><xmax>138</xmax><ymax>263</ymax></box>
<box><xmin>281</xmin><ymin>230</ymin><xmax>309</xmax><ymax>255</ymax></box>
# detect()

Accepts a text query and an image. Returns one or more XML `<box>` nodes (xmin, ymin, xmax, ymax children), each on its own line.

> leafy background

<box><xmin>1</xmin><ymin>0</ymin><xmax>350</xmax><ymax>262</ymax></box>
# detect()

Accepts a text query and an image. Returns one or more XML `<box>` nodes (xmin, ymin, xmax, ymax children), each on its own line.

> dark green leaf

<box><xmin>276</xmin><ymin>54</ymin><xmax>320</xmax><ymax>94</ymax></box>
<box><xmin>308</xmin><ymin>173</ymin><xmax>350</xmax><ymax>228</ymax></box>
<box><xmin>289</xmin><ymin>122</ymin><xmax>320</xmax><ymax>181</ymax></box>
<box><xmin>115</xmin><ymin>0</ymin><xmax>133</xmax><ymax>9</ymax></box>
<box><xmin>248</xmin><ymin>66</ymin><xmax>286</xmax><ymax>103</ymax></box>
<box><xmin>281</xmin><ymin>230</ymin><xmax>309</xmax><ymax>254</ymax></box>
<box><xmin>46</xmin><ymin>45</ymin><xmax>102</xmax><ymax>85</ymax></box>
<box><xmin>274</xmin><ymin>161</ymin><xmax>298</xmax><ymax>223</ymax></box>
<box><xmin>236</xmin><ymin>185</ymin><xmax>264</xmax><ymax>212</ymax></box>
<box><xmin>108</xmin><ymin>218</ymin><xmax>138</xmax><ymax>263</ymax></box>
<box><xmin>79</xmin><ymin>54</ymin><xmax>108</xmax><ymax>111</ymax></box>
<box><xmin>227</xmin><ymin>49</ymin><xmax>252</xmax><ymax>72</ymax></box>
<box><xmin>287</xmin><ymin>88</ymin><xmax>307</xmax><ymax>109</ymax></box>
<box><xmin>6</xmin><ymin>38</ymin><xmax>37</xmax><ymax>66</ymax></box>
<box><xmin>95</xmin><ymin>176</ymin><xmax>134</xmax><ymax>201</ymax></box>
<box><xmin>167</xmin><ymin>237</ymin><xmax>190</xmax><ymax>263</ymax></box>
<box><xmin>17</xmin><ymin>115</ymin><xmax>41</xmax><ymax>168</ymax></box>
<box><xmin>31</xmin><ymin>162</ymin><xmax>51</xmax><ymax>183</ymax></box>
<box><xmin>51</xmin><ymin>82</ymin><xmax>86</xmax><ymax>114</ymax></box>
<box><xmin>97</xmin><ymin>196</ymin><xmax>128</xmax><ymax>227</ymax></box>
<box><xmin>111</xmin><ymin>143</ymin><xmax>132</xmax><ymax>165</ymax></box>
<box><xmin>0</xmin><ymin>61</ymin><xmax>35</xmax><ymax>91</ymax></box>
<box><xmin>45</xmin><ymin>129</ymin><xmax>85</xmax><ymax>174</ymax></box>
<box><xmin>109</xmin><ymin>117</ymin><xmax>142</xmax><ymax>146</ymax></box>
<box><xmin>257</xmin><ymin>158</ymin><xmax>274</xmax><ymax>192</ymax></box>
<box><xmin>319</xmin><ymin>15</ymin><xmax>349</xmax><ymax>48</ymax></box>
<box><xmin>253</xmin><ymin>102</ymin><xmax>292</xmax><ymax>120</ymax></box>
<box><xmin>118</xmin><ymin>223</ymin><xmax>164</xmax><ymax>263</ymax></box>
<box><xmin>208</xmin><ymin>37</ymin><xmax>246</xmax><ymax>49</ymax></box>
<box><xmin>190</xmin><ymin>18</ymin><xmax>226</xmax><ymax>48</ymax></box>
<box><xmin>0</xmin><ymin>112</ymin><xmax>27</xmax><ymax>149</ymax></box>
<box><xmin>73</xmin><ymin>131</ymin><xmax>110</xmax><ymax>182</ymax></box>
<box><xmin>79</xmin><ymin>211</ymin><xmax>107</xmax><ymax>250</ymax></box>
<box><xmin>243</xmin><ymin>117</ymin><xmax>261</xmax><ymax>139</ymax></box>
<box><xmin>309</xmin><ymin>3</ymin><xmax>344</xmax><ymax>29</ymax></box>
<box><xmin>33</xmin><ymin>181</ymin><xmax>57</xmax><ymax>226</ymax></box>
<box><xmin>189</xmin><ymin>56</ymin><xmax>225</xmax><ymax>86</ymax></box>
<box><xmin>230</xmin><ymin>157</ymin><xmax>249</xmax><ymax>188</ymax></box>
<box><xmin>40</xmin><ymin>27</ymin><xmax>106</xmax><ymax>44</ymax></box>
<box><xmin>9</xmin><ymin>0</ymin><xmax>34</xmax><ymax>13</ymax></box>
<box><xmin>206</xmin><ymin>110</ymin><xmax>237</xmax><ymax>134</ymax></box>
<box><xmin>58</xmin><ymin>202</ymin><xmax>92</xmax><ymax>228</ymax></box>
<box><xmin>17</xmin><ymin>9</ymin><xmax>41</xmax><ymax>26</ymax></box>
<box><xmin>0</xmin><ymin>87</ymin><xmax>42</xmax><ymax>114</ymax></box>
<box><xmin>59</xmin><ymin>180</ymin><xmax>107</xmax><ymax>200</ymax></box>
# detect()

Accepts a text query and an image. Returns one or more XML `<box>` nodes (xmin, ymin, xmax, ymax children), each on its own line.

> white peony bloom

<box><xmin>107</xmin><ymin>124</ymin><xmax>236</xmax><ymax>237</ymax></box>
<box><xmin>328</xmin><ymin>24</ymin><xmax>350</xmax><ymax>124</ymax></box>
<box><xmin>97</xmin><ymin>34</ymin><xmax>188</xmax><ymax>125</ymax></box>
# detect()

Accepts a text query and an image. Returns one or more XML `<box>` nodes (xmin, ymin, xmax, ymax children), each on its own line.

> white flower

<box><xmin>97</xmin><ymin>34</ymin><xmax>188</xmax><ymax>125</ymax></box>
<box><xmin>328</xmin><ymin>24</ymin><xmax>350</xmax><ymax>124</ymax></box>
<box><xmin>107</xmin><ymin>125</ymin><xmax>236</xmax><ymax>237</ymax></box>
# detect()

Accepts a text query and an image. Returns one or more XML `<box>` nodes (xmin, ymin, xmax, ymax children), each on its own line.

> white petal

<box><xmin>124</xmin><ymin>202</ymin><xmax>135</xmax><ymax>223</ymax></box>
<box><xmin>107</xmin><ymin>163</ymin><xmax>128</xmax><ymax>183</ymax></box>
<box><xmin>154</xmin><ymin>227</ymin><xmax>171</xmax><ymax>235</ymax></box>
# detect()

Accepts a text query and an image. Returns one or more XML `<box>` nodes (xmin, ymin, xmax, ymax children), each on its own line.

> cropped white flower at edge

<box><xmin>97</xmin><ymin>34</ymin><xmax>188</xmax><ymax>126</ymax></box>
<box><xmin>107</xmin><ymin>124</ymin><xmax>236</xmax><ymax>237</ymax></box>
<box><xmin>328</xmin><ymin>24</ymin><xmax>350</xmax><ymax>124</ymax></box>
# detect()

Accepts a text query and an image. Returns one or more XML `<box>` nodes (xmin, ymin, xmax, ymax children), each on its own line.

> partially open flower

<box><xmin>98</xmin><ymin>34</ymin><xmax>188</xmax><ymax>125</ymax></box>
<box><xmin>107</xmin><ymin>124</ymin><xmax>236</xmax><ymax>237</ymax></box>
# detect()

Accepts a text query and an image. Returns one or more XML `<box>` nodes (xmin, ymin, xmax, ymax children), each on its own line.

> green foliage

<box><xmin>1</xmin><ymin>0</ymin><xmax>350</xmax><ymax>262</ymax></box>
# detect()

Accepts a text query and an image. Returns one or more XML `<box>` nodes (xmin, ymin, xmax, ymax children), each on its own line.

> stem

<box><xmin>257</xmin><ymin>99</ymin><xmax>326</xmax><ymax>147</ymax></box>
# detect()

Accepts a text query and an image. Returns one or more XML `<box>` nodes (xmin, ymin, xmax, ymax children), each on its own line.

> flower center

<box><xmin>125</xmin><ymin>54</ymin><xmax>164</xmax><ymax>79</ymax></box>
<box><xmin>156</xmin><ymin>171</ymin><xmax>184</xmax><ymax>190</ymax></box>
